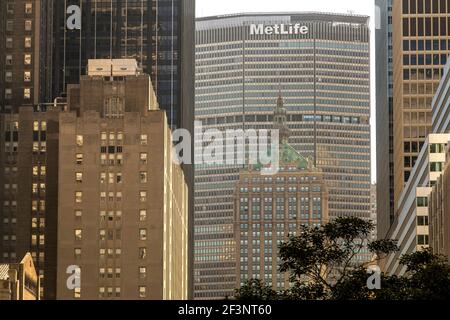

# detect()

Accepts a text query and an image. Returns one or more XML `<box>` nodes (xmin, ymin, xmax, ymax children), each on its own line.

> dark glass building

<box><xmin>49</xmin><ymin>0</ymin><xmax>195</xmax><ymax>131</ymax></box>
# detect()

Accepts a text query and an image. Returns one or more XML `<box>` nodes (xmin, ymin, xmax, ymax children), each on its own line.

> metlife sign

<box><xmin>250</xmin><ymin>23</ymin><xmax>309</xmax><ymax>35</ymax></box>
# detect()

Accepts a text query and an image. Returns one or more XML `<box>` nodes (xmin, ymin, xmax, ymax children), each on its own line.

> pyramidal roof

<box><xmin>251</xmin><ymin>91</ymin><xmax>315</xmax><ymax>171</ymax></box>
<box><xmin>280</xmin><ymin>141</ymin><xmax>310</xmax><ymax>170</ymax></box>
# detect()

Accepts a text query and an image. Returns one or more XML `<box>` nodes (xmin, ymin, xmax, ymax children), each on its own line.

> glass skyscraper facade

<box><xmin>195</xmin><ymin>12</ymin><xmax>371</xmax><ymax>299</ymax></box>
<box><xmin>49</xmin><ymin>0</ymin><xmax>195</xmax><ymax>130</ymax></box>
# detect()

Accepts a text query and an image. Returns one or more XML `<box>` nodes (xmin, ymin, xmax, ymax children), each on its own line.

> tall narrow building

<box><xmin>234</xmin><ymin>93</ymin><xmax>329</xmax><ymax>290</ymax></box>
<box><xmin>55</xmin><ymin>59</ymin><xmax>189</xmax><ymax>300</ymax></box>
<box><xmin>0</xmin><ymin>0</ymin><xmax>45</xmax><ymax>113</ymax></box>
<box><xmin>376</xmin><ymin>0</ymin><xmax>395</xmax><ymax>241</ymax></box>
<box><xmin>0</xmin><ymin>104</ymin><xmax>62</xmax><ymax>299</ymax></box>
<box><xmin>195</xmin><ymin>12</ymin><xmax>371</xmax><ymax>299</ymax></box>
<box><xmin>391</xmin><ymin>0</ymin><xmax>450</xmax><ymax>233</ymax></box>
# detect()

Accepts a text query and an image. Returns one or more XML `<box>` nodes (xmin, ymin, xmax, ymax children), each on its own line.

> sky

<box><xmin>196</xmin><ymin>0</ymin><xmax>377</xmax><ymax>183</ymax></box>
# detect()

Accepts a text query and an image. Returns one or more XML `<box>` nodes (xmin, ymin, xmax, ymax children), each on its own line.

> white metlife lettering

<box><xmin>250</xmin><ymin>23</ymin><xmax>309</xmax><ymax>35</ymax></box>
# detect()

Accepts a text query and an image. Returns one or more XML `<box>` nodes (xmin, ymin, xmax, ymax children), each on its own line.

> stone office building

<box><xmin>56</xmin><ymin>59</ymin><xmax>189</xmax><ymax>300</ymax></box>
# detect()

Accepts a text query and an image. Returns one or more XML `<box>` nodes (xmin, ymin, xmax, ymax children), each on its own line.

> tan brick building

<box><xmin>391</xmin><ymin>0</ymin><xmax>450</xmax><ymax>225</ymax></box>
<box><xmin>56</xmin><ymin>60</ymin><xmax>189</xmax><ymax>300</ymax></box>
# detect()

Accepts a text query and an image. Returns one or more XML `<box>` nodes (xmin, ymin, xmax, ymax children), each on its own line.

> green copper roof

<box><xmin>280</xmin><ymin>142</ymin><xmax>310</xmax><ymax>169</ymax></box>
<box><xmin>253</xmin><ymin>142</ymin><xmax>311</xmax><ymax>171</ymax></box>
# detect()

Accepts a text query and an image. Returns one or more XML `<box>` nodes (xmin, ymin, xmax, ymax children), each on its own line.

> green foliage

<box><xmin>234</xmin><ymin>279</ymin><xmax>280</xmax><ymax>300</ymax></box>
<box><xmin>235</xmin><ymin>217</ymin><xmax>450</xmax><ymax>300</ymax></box>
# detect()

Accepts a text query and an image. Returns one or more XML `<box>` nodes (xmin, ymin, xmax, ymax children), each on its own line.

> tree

<box><xmin>234</xmin><ymin>279</ymin><xmax>281</xmax><ymax>300</ymax></box>
<box><xmin>277</xmin><ymin>217</ymin><xmax>398</xmax><ymax>300</ymax></box>
<box><xmin>400</xmin><ymin>249</ymin><xmax>450</xmax><ymax>300</ymax></box>
<box><xmin>235</xmin><ymin>217</ymin><xmax>450</xmax><ymax>300</ymax></box>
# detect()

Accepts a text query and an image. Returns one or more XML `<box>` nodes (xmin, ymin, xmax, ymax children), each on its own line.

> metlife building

<box><xmin>195</xmin><ymin>12</ymin><xmax>371</xmax><ymax>299</ymax></box>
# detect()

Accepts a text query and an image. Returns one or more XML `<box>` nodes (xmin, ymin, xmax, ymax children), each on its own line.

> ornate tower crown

<box><xmin>273</xmin><ymin>88</ymin><xmax>290</xmax><ymax>144</ymax></box>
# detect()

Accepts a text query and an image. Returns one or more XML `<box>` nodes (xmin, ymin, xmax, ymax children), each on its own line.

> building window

<box><xmin>75</xmin><ymin>192</ymin><xmax>83</xmax><ymax>203</ymax></box>
<box><xmin>25</xmin><ymin>3</ymin><xmax>33</xmax><ymax>14</ymax></box>
<box><xmin>76</xmin><ymin>135</ymin><xmax>83</xmax><ymax>147</ymax></box>
<box><xmin>5</xmin><ymin>72</ymin><xmax>12</xmax><ymax>82</ymax></box>
<box><xmin>139</xmin><ymin>267</ymin><xmax>146</xmax><ymax>279</ymax></box>
<box><xmin>24</xmin><ymin>88</ymin><xmax>31</xmax><ymax>99</ymax></box>
<box><xmin>430</xmin><ymin>162</ymin><xmax>443</xmax><ymax>172</ymax></box>
<box><xmin>75</xmin><ymin>210</ymin><xmax>82</xmax><ymax>218</ymax></box>
<box><xmin>74</xmin><ymin>287</ymin><xmax>81</xmax><ymax>299</ymax></box>
<box><xmin>139</xmin><ymin>247</ymin><xmax>147</xmax><ymax>259</ymax></box>
<box><xmin>417</xmin><ymin>216</ymin><xmax>429</xmax><ymax>226</ymax></box>
<box><xmin>7</xmin><ymin>3</ymin><xmax>14</xmax><ymax>14</ymax></box>
<box><xmin>6</xmin><ymin>20</ymin><xmax>13</xmax><ymax>32</ymax></box>
<box><xmin>140</xmin><ymin>172</ymin><xmax>148</xmax><ymax>183</ymax></box>
<box><xmin>6</xmin><ymin>37</ymin><xmax>13</xmax><ymax>48</ymax></box>
<box><xmin>140</xmin><ymin>153</ymin><xmax>148</xmax><ymax>165</ymax></box>
<box><xmin>76</xmin><ymin>154</ymin><xmax>83</xmax><ymax>165</ymax></box>
<box><xmin>141</xmin><ymin>134</ymin><xmax>148</xmax><ymax>146</ymax></box>
<box><xmin>104</xmin><ymin>97</ymin><xmax>124</xmax><ymax>118</ymax></box>
<box><xmin>117</xmin><ymin>154</ymin><xmax>123</xmax><ymax>165</ymax></box>
<box><xmin>76</xmin><ymin>173</ymin><xmax>83</xmax><ymax>183</ymax></box>
<box><xmin>24</xmin><ymin>37</ymin><xmax>32</xmax><ymax>48</ymax></box>
<box><xmin>24</xmin><ymin>20</ymin><xmax>32</xmax><ymax>31</ymax></box>
<box><xmin>24</xmin><ymin>71</ymin><xmax>31</xmax><ymax>82</ymax></box>
<box><xmin>75</xmin><ymin>229</ymin><xmax>82</xmax><ymax>241</ymax></box>
<box><xmin>139</xmin><ymin>286</ymin><xmax>147</xmax><ymax>298</ymax></box>
<box><xmin>417</xmin><ymin>235</ymin><xmax>429</xmax><ymax>245</ymax></box>
<box><xmin>24</xmin><ymin>54</ymin><xmax>32</xmax><ymax>65</ymax></box>
<box><xmin>5</xmin><ymin>89</ymin><xmax>12</xmax><ymax>100</ymax></box>
<box><xmin>74</xmin><ymin>248</ymin><xmax>81</xmax><ymax>259</ymax></box>
<box><xmin>139</xmin><ymin>229</ymin><xmax>147</xmax><ymax>241</ymax></box>
<box><xmin>139</xmin><ymin>210</ymin><xmax>147</xmax><ymax>221</ymax></box>
<box><xmin>6</xmin><ymin>55</ymin><xmax>13</xmax><ymax>65</ymax></box>
<box><xmin>140</xmin><ymin>191</ymin><xmax>147</xmax><ymax>202</ymax></box>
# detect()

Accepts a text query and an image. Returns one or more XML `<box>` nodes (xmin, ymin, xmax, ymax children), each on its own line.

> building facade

<box><xmin>195</xmin><ymin>12</ymin><xmax>371</xmax><ymax>299</ymax></box>
<box><xmin>375</xmin><ymin>0</ymin><xmax>395</xmax><ymax>241</ymax></box>
<box><xmin>428</xmin><ymin>146</ymin><xmax>450</xmax><ymax>260</ymax></box>
<box><xmin>234</xmin><ymin>154</ymin><xmax>328</xmax><ymax>290</ymax></box>
<box><xmin>391</xmin><ymin>0</ymin><xmax>450</xmax><ymax>225</ymax></box>
<box><xmin>427</xmin><ymin>59</ymin><xmax>450</xmax><ymax>261</ymax></box>
<box><xmin>0</xmin><ymin>253</ymin><xmax>40</xmax><ymax>300</ymax></box>
<box><xmin>384</xmin><ymin>134</ymin><xmax>450</xmax><ymax>275</ymax></box>
<box><xmin>370</xmin><ymin>184</ymin><xmax>378</xmax><ymax>241</ymax></box>
<box><xmin>0</xmin><ymin>104</ymin><xmax>62</xmax><ymax>299</ymax></box>
<box><xmin>0</xmin><ymin>0</ymin><xmax>45</xmax><ymax>113</ymax></box>
<box><xmin>56</xmin><ymin>60</ymin><xmax>188</xmax><ymax>300</ymax></box>
<box><xmin>48</xmin><ymin>0</ymin><xmax>195</xmax><ymax>132</ymax></box>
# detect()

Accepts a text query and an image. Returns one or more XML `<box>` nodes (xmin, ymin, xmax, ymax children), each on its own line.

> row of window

<box><xmin>73</xmin><ymin>247</ymin><xmax>148</xmax><ymax>260</ymax></box>
<box><xmin>74</xmin><ymin>191</ymin><xmax>150</xmax><ymax>203</ymax></box>
<box><xmin>5</xmin><ymin>2</ymin><xmax>33</xmax><ymax>14</ymax></box>
<box><xmin>4</xmin><ymin>88</ymin><xmax>32</xmax><ymax>100</ymax></box>
<box><xmin>73</xmin><ymin>286</ymin><xmax>148</xmax><ymax>299</ymax></box>
<box><xmin>77</xmin><ymin>134</ymin><xmax>149</xmax><ymax>147</ymax></box>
